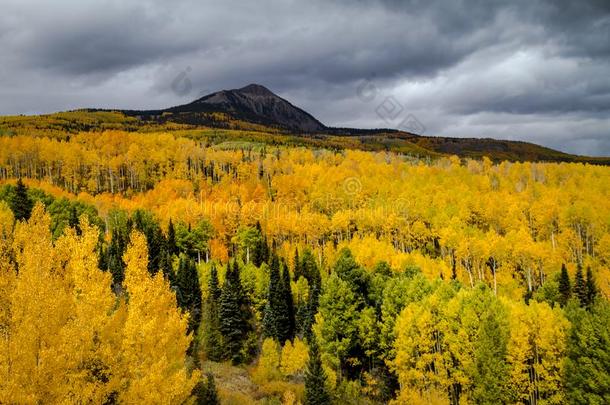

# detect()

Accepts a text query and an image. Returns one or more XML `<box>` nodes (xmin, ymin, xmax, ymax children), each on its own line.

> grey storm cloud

<box><xmin>0</xmin><ymin>0</ymin><xmax>609</xmax><ymax>156</ymax></box>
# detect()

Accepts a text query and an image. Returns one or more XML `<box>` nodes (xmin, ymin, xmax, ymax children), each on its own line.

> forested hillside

<box><xmin>1</xmin><ymin>127</ymin><xmax>609</xmax><ymax>404</ymax></box>
<box><xmin>2</xmin><ymin>105</ymin><xmax>609</xmax><ymax>165</ymax></box>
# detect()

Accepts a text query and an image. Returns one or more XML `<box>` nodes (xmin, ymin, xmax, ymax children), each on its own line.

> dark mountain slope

<box><xmin>126</xmin><ymin>84</ymin><xmax>325</xmax><ymax>132</ymax></box>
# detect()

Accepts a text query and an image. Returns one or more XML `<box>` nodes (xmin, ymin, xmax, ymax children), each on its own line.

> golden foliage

<box><xmin>280</xmin><ymin>338</ymin><xmax>309</xmax><ymax>377</ymax></box>
<box><xmin>0</xmin><ymin>206</ymin><xmax>197</xmax><ymax>403</ymax></box>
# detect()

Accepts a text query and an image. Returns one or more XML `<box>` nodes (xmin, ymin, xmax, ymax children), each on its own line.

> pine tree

<box><xmin>68</xmin><ymin>205</ymin><xmax>80</xmax><ymax>235</ymax></box>
<box><xmin>573</xmin><ymin>265</ymin><xmax>587</xmax><ymax>307</ymax></box>
<box><xmin>167</xmin><ymin>218</ymin><xmax>178</xmax><ymax>256</ymax></box>
<box><xmin>303</xmin><ymin>282</ymin><xmax>320</xmax><ymax>342</ymax></box>
<box><xmin>176</xmin><ymin>256</ymin><xmax>203</xmax><ymax>336</ymax></box>
<box><xmin>293</xmin><ymin>248</ymin><xmax>302</xmax><ymax>280</ymax></box>
<box><xmin>219</xmin><ymin>260</ymin><xmax>252</xmax><ymax>363</ymax></box>
<box><xmin>565</xmin><ymin>300</ymin><xmax>610</xmax><ymax>404</ymax></box>
<box><xmin>281</xmin><ymin>262</ymin><xmax>296</xmax><ymax>342</ymax></box>
<box><xmin>301</xmin><ymin>248</ymin><xmax>321</xmax><ymax>288</ymax></box>
<box><xmin>107</xmin><ymin>227</ymin><xmax>128</xmax><ymax>288</ymax></box>
<box><xmin>10</xmin><ymin>178</ymin><xmax>33</xmax><ymax>221</ymax></box>
<box><xmin>262</xmin><ymin>253</ymin><xmax>289</xmax><ymax>342</ymax></box>
<box><xmin>159</xmin><ymin>249</ymin><xmax>175</xmax><ymax>286</ymax></box>
<box><xmin>252</xmin><ymin>222</ymin><xmax>269</xmax><ymax>267</ymax></box>
<box><xmin>203</xmin><ymin>265</ymin><xmax>223</xmax><ymax>362</ymax></box>
<box><xmin>132</xmin><ymin>211</ymin><xmax>166</xmax><ymax>276</ymax></box>
<box><xmin>304</xmin><ymin>337</ymin><xmax>331</xmax><ymax>405</ymax></box>
<box><xmin>585</xmin><ymin>267</ymin><xmax>598</xmax><ymax>308</ymax></box>
<box><xmin>261</xmin><ymin>235</ymin><xmax>269</xmax><ymax>264</ymax></box>
<box><xmin>251</xmin><ymin>222</ymin><xmax>262</xmax><ymax>266</ymax></box>
<box><xmin>193</xmin><ymin>373</ymin><xmax>219</xmax><ymax>405</ymax></box>
<box><xmin>558</xmin><ymin>263</ymin><xmax>571</xmax><ymax>307</ymax></box>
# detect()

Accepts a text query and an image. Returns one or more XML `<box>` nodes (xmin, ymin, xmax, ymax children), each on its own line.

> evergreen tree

<box><xmin>304</xmin><ymin>337</ymin><xmax>331</xmax><ymax>405</ymax></box>
<box><xmin>203</xmin><ymin>265</ymin><xmax>223</xmax><ymax>362</ymax></box>
<box><xmin>303</xmin><ymin>282</ymin><xmax>320</xmax><ymax>342</ymax></box>
<box><xmin>176</xmin><ymin>256</ymin><xmax>203</xmax><ymax>335</ymax></box>
<box><xmin>281</xmin><ymin>262</ymin><xmax>296</xmax><ymax>342</ymax></box>
<box><xmin>334</xmin><ymin>248</ymin><xmax>369</xmax><ymax>304</ymax></box>
<box><xmin>208</xmin><ymin>264</ymin><xmax>222</xmax><ymax>301</ymax></box>
<box><xmin>565</xmin><ymin>300</ymin><xmax>610</xmax><ymax>404</ymax></box>
<box><xmin>252</xmin><ymin>221</ymin><xmax>268</xmax><ymax>267</ymax></box>
<box><xmin>10</xmin><ymin>178</ymin><xmax>33</xmax><ymax>221</ymax></box>
<box><xmin>585</xmin><ymin>267</ymin><xmax>598</xmax><ymax>308</ymax></box>
<box><xmin>293</xmin><ymin>248</ymin><xmax>302</xmax><ymax>280</ymax></box>
<box><xmin>68</xmin><ymin>205</ymin><xmax>80</xmax><ymax>235</ymax></box>
<box><xmin>573</xmin><ymin>265</ymin><xmax>588</xmax><ymax>307</ymax></box>
<box><xmin>133</xmin><ymin>210</ymin><xmax>166</xmax><ymax>276</ymax></box>
<box><xmin>297</xmin><ymin>248</ymin><xmax>322</xmax><ymax>340</ymax></box>
<box><xmin>193</xmin><ymin>373</ymin><xmax>220</xmax><ymax>405</ymax></box>
<box><xmin>167</xmin><ymin>218</ymin><xmax>178</xmax><ymax>256</ymax></box>
<box><xmin>159</xmin><ymin>249</ymin><xmax>175</xmax><ymax>286</ymax></box>
<box><xmin>262</xmin><ymin>253</ymin><xmax>290</xmax><ymax>343</ymax></box>
<box><xmin>219</xmin><ymin>260</ymin><xmax>252</xmax><ymax>363</ymax></box>
<box><xmin>301</xmin><ymin>248</ymin><xmax>321</xmax><ymax>288</ymax></box>
<box><xmin>107</xmin><ymin>227</ymin><xmax>128</xmax><ymax>288</ymax></box>
<box><xmin>558</xmin><ymin>263</ymin><xmax>571</xmax><ymax>307</ymax></box>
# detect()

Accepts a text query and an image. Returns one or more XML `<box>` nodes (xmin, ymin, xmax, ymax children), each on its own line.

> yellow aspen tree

<box><xmin>53</xmin><ymin>217</ymin><xmax>122</xmax><ymax>402</ymax></box>
<box><xmin>506</xmin><ymin>300</ymin><xmax>569</xmax><ymax>404</ymax></box>
<box><xmin>118</xmin><ymin>230</ymin><xmax>199</xmax><ymax>403</ymax></box>
<box><xmin>280</xmin><ymin>337</ymin><xmax>309</xmax><ymax>377</ymax></box>
<box><xmin>253</xmin><ymin>338</ymin><xmax>282</xmax><ymax>384</ymax></box>
<box><xmin>2</xmin><ymin>203</ymin><xmax>72</xmax><ymax>403</ymax></box>
<box><xmin>0</xmin><ymin>202</ymin><xmax>16</xmax><ymax>399</ymax></box>
<box><xmin>1</xmin><ymin>206</ymin><xmax>121</xmax><ymax>403</ymax></box>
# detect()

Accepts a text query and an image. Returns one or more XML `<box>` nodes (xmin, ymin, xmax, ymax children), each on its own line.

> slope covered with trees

<box><xmin>0</xmin><ymin>124</ymin><xmax>609</xmax><ymax>403</ymax></box>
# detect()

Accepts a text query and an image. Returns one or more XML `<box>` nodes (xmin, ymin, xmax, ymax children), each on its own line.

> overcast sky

<box><xmin>1</xmin><ymin>0</ymin><xmax>609</xmax><ymax>156</ymax></box>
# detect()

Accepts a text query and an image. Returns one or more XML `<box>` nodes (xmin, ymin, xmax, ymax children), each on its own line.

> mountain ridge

<box><xmin>1</xmin><ymin>84</ymin><xmax>608</xmax><ymax>164</ymax></box>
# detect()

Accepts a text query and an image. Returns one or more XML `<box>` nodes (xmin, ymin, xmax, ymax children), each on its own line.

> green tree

<box><xmin>203</xmin><ymin>265</ymin><xmax>223</xmax><ymax>361</ymax></box>
<box><xmin>132</xmin><ymin>210</ymin><xmax>166</xmax><ymax>276</ymax></box>
<box><xmin>565</xmin><ymin>300</ymin><xmax>610</xmax><ymax>404</ymax></box>
<box><xmin>281</xmin><ymin>262</ymin><xmax>296</xmax><ymax>342</ymax></box>
<box><xmin>176</xmin><ymin>220</ymin><xmax>214</xmax><ymax>263</ymax></box>
<box><xmin>68</xmin><ymin>205</ymin><xmax>80</xmax><ymax>234</ymax></box>
<box><xmin>303</xmin><ymin>282</ymin><xmax>320</xmax><ymax>342</ymax></box>
<box><xmin>193</xmin><ymin>373</ymin><xmax>219</xmax><ymax>405</ymax></box>
<box><xmin>300</xmin><ymin>248</ymin><xmax>321</xmax><ymax>288</ymax></box>
<box><xmin>219</xmin><ymin>261</ymin><xmax>252</xmax><ymax>363</ymax></box>
<box><xmin>573</xmin><ymin>265</ymin><xmax>587</xmax><ymax>307</ymax></box>
<box><xmin>10</xmin><ymin>178</ymin><xmax>33</xmax><ymax>221</ymax></box>
<box><xmin>167</xmin><ymin>218</ymin><xmax>178</xmax><ymax>256</ymax></box>
<box><xmin>233</xmin><ymin>225</ymin><xmax>261</xmax><ymax>264</ymax></box>
<box><xmin>176</xmin><ymin>256</ymin><xmax>203</xmax><ymax>335</ymax></box>
<box><xmin>471</xmin><ymin>310</ymin><xmax>510</xmax><ymax>404</ymax></box>
<box><xmin>314</xmin><ymin>274</ymin><xmax>360</xmax><ymax>377</ymax></box>
<box><xmin>333</xmin><ymin>248</ymin><xmax>369</xmax><ymax>303</ymax></box>
<box><xmin>304</xmin><ymin>337</ymin><xmax>331</xmax><ymax>405</ymax></box>
<box><xmin>585</xmin><ymin>267</ymin><xmax>598</xmax><ymax>308</ymax></box>
<box><xmin>262</xmin><ymin>254</ymin><xmax>290</xmax><ymax>343</ymax></box>
<box><xmin>106</xmin><ymin>226</ymin><xmax>130</xmax><ymax>288</ymax></box>
<box><xmin>252</xmin><ymin>221</ymin><xmax>269</xmax><ymax>267</ymax></box>
<box><xmin>558</xmin><ymin>264</ymin><xmax>571</xmax><ymax>307</ymax></box>
<box><xmin>293</xmin><ymin>248</ymin><xmax>302</xmax><ymax>280</ymax></box>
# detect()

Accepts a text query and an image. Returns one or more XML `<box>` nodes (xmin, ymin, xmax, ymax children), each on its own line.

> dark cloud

<box><xmin>0</xmin><ymin>0</ymin><xmax>608</xmax><ymax>156</ymax></box>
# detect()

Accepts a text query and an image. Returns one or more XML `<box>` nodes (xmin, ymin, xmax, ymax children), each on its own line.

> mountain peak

<box><xmin>237</xmin><ymin>83</ymin><xmax>273</xmax><ymax>95</ymax></box>
<box><xmin>167</xmin><ymin>84</ymin><xmax>326</xmax><ymax>132</ymax></box>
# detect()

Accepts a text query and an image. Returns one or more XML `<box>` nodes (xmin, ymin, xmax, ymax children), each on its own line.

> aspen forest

<box><xmin>0</xmin><ymin>123</ymin><xmax>609</xmax><ymax>404</ymax></box>
<box><xmin>4</xmin><ymin>0</ymin><xmax>610</xmax><ymax>402</ymax></box>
